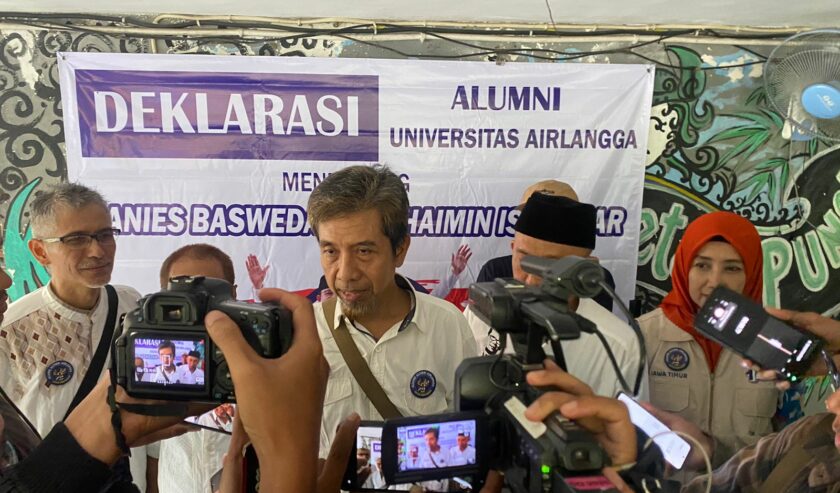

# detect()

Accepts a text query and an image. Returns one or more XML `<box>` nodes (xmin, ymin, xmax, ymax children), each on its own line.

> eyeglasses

<box><xmin>38</xmin><ymin>228</ymin><xmax>121</xmax><ymax>249</ymax></box>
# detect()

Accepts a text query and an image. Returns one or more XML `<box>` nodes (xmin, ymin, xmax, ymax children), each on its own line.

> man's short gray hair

<box><xmin>29</xmin><ymin>182</ymin><xmax>109</xmax><ymax>237</ymax></box>
<box><xmin>307</xmin><ymin>165</ymin><xmax>409</xmax><ymax>253</ymax></box>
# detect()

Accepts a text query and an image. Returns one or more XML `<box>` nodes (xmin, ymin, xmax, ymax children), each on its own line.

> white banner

<box><xmin>58</xmin><ymin>52</ymin><xmax>654</xmax><ymax>306</ymax></box>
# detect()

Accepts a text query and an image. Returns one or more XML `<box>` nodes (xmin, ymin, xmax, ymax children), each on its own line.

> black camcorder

<box><xmin>114</xmin><ymin>275</ymin><xmax>293</xmax><ymax>402</ymax></box>
<box><xmin>380</xmin><ymin>256</ymin><xmax>615</xmax><ymax>493</ymax></box>
<box><xmin>694</xmin><ymin>286</ymin><xmax>824</xmax><ymax>383</ymax></box>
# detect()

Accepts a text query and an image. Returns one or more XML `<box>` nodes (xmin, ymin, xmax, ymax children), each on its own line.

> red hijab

<box><xmin>660</xmin><ymin>211</ymin><xmax>763</xmax><ymax>371</ymax></box>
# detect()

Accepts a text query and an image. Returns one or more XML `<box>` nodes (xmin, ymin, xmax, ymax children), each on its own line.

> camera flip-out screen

<box><xmin>131</xmin><ymin>335</ymin><xmax>207</xmax><ymax>389</ymax></box>
<box><xmin>396</xmin><ymin>419</ymin><xmax>478</xmax><ymax>472</ymax></box>
<box><xmin>382</xmin><ymin>412</ymin><xmax>485</xmax><ymax>489</ymax></box>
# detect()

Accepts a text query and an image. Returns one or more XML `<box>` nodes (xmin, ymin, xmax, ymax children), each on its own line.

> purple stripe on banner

<box><xmin>74</xmin><ymin>70</ymin><xmax>379</xmax><ymax>161</ymax></box>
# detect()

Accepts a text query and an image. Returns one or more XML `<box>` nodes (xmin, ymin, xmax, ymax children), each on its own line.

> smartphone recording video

<box><xmin>342</xmin><ymin>421</ymin><xmax>415</xmax><ymax>491</ymax></box>
<box><xmin>184</xmin><ymin>404</ymin><xmax>236</xmax><ymax>434</ymax></box>
<box><xmin>695</xmin><ymin>287</ymin><xmax>823</xmax><ymax>382</ymax></box>
<box><xmin>616</xmin><ymin>393</ymin><xmax>690</xmax><ymax>469</ymax></box>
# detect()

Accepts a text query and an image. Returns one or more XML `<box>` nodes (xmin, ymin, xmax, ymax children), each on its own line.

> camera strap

<box><xmin>322</xmin><ymin>297</ymin><xmax>403</xmax><ymax>419</ymax></box>
<box><xmin>64</xmin><ymin>285</ymin><xmax>118</xmax><ymax>420</ymax></box>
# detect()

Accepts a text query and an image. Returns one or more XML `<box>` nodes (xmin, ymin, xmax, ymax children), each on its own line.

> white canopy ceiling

<box><xmin>3</xmin><ymin>0</ymin><xmax>839</xmax><ymax>29</ymax></box>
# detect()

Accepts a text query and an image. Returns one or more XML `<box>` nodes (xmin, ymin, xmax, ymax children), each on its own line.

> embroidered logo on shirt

<box><xmin>664</xmin><ymin>348</ymin><xmax>690</xmax><ymax>372</ymax></box>
<box><xmin>410</xmin><ymin>370</ymin><xmax>437</xmax><ymax>398</ymax></box>
<box><xmin>45</xmin><ymin>360</ymin><xmax>74</xmax><ymax>386</ymax></box>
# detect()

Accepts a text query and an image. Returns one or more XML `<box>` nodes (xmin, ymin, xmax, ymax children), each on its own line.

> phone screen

<box><xmin>183</xmin><ymin>404</ymin><xmax>235</xmax><ymax>435</ymax></box>
<box><xmin>344</xmin><ymin>421</ymin><xmax>415</xmax><ymax>491</ymax></box>
<box><xmin>616</xmin><ymin>393</ymin><xmax>691</xmax><ymax>469</ymax></box>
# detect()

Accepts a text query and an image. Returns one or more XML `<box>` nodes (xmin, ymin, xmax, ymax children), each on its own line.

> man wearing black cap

<box><xmin>177</xmin><ymin>350</ymin><xmax>204</xmax><ymax>385</ymax></box>
<box><xmin>465</xmin><ymin>192</ymin><xmax>648</xmax><ymax>399</ymax></box>
<box><xmin>477</xmin><ymin>180</ymin><xmax>616</xmax><ymax>310</ymax></box>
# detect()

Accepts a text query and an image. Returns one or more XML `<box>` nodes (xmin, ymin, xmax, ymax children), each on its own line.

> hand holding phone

<box><xmin>616</xmin><ymin>393</ymin><xmax>692</xmax><ymax>470</ymax></box>
<box><xmin>695</xmin><ymin>287</ymin><xmax>824</xmax><ymax>382</ymax></box>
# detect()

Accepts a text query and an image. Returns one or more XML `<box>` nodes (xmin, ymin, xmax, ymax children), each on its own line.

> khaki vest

<box><xmin>638</xmin><ymin>308</ymin><xmax>779</xmax><ymax>466</ymax></box>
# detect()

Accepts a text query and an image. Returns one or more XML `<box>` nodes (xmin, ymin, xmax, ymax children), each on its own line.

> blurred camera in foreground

<box><xmin>115</xmin><ymin>275</ymin><xmax>293</xmax><ymax>402</ymax></box>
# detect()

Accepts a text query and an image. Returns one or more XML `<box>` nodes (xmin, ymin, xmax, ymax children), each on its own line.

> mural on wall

<box><xmin>640</xmin><ymin>46</ymin><xmax>838</xmax><ymax>317</ymax></box>
<box><xmin>0</xmin><ymin>27</ymin><xmax>837</xmax><ymax>418</ymax></box>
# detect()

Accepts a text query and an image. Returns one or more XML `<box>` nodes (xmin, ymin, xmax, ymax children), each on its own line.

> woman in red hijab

<box><xmin>638</xmin><ymin>211</ymin><xmax>777</xmax><ymax>469</ymax></box>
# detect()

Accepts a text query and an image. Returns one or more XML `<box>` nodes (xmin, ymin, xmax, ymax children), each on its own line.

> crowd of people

<box><xmin>0</xmin><ymin>165</ymin><xmax>838</xmax><ymax>493</ymax></box>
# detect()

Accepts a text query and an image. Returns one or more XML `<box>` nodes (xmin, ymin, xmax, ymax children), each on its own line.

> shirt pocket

<box><xmin>650</xmin><ymin>379</ymin><xmax>690</xmax><ymax>413</ymax></box>
<box><xmin>403</xmin><ymin>383</ymin><xmax>448</xmax><ymax>415</ymax></box>
<box><xmin>324</xmin><ymin>373</ymin><xmax>353</xmax><ymax>406</ymax></box>
<box><xmin>734</xmin><ymin>386</ymin><xmax>777</xmax><ymax>437</ymax></box>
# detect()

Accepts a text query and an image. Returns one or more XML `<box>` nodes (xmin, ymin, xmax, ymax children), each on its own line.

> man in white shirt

<box><xmin>306</xmin><ymin>165</ymin><xmax>478</xmax><ymax>475</ymax></box>
<box><xmin>177</xmin><ymin>351</ymin><xmax>205</xmax><ymax>385</ymax></box>
<box><xmin>402</xmin><ymin>444</ymin><xmax>421</xmax><ymax>470</ymax></box>
<box><xmin>447</xmin><ymin>432</ymin><xmax>476</xmax><ymax>466</ymax></box>
<box><xmin>464</xmin><ymin>191</ymin><xmax>648</xmax><ymax>400</ymax></box>
<box><xmin>419</xmin><ymin>427</ymin><xmax>449</xmax><ymax>491</ymax></box>
<box><xmin>196</xmin><ymin>404</ymin><xmax>234</xmax><ymax>433</ymax></box>
<box><xmin>134</xmin><ymin>357</ymin><xmax>146</xmax><ymax>383</ymax></box>
<box><xmin>362</xmin><ymin>456</ymin><xmax>387</xmax><ymax>490</ymax></box>
<box><xmin>0</xmin><ymin>182</ymin><xmax>152</xmax><ymax>490</ymax></box>
<box><xmin>151</xmin><ymin>340</ymin><xmax>180</xmax><ymax>384</ymax></box>
<box><xmin>154</xmin><ymin>243</ymin><xmax>238</xmax><ymax>493</ymax></box>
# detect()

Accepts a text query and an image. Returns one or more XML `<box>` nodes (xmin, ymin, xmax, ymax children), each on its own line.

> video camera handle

<box><xmin>519</xmin><ymin>255</ymin><xmax>645</xmax><ymax>396</ymax></box>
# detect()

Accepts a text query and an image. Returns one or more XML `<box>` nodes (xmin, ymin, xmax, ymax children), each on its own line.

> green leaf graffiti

<box><xmin>4</xmin><ymin>178</ymin><xmax>50</xmax><ymax>301</ymax></box>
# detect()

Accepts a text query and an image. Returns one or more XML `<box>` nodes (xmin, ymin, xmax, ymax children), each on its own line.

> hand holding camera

<box><xmin>206</xmin><ymin>288</ymin><xmax>328</xmax><ymax>489</ymax></box>
<box><xmin>115</xmin><ymin>276</ymin><xmax>295</xmax><ymax>402</ymax></box>
<box><xmin>64</xmin><ymin>377</ymin><xmax>209</xmax><ymax>467</ymax></box>
<box><xmin>524</xmin><ymin>359</ymin><xmax>637</xmax><ymax>469</ymax></box>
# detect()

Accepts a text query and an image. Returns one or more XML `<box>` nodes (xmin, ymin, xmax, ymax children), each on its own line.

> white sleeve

<box><xmin>319</xmin><ymin>417</ymin><xmax>332</xmax><ymax>461</ymax></box>
<box><xmin>457</xmin><ymin>310</ymin><xmax>480</xmax><ymax>358</ymax></box>
<box><xmin>429</xmin><ymin>272</ymin><xmax>458</xmax><ymax>299</ymax></box>
<box><xmin>146</xmin><ymin>440</ymin><xmax>161</xmax><ymax>459</ymax></box>
<box><xmin>463</xmin><ymin>307</ymin><xmax>490</xmax><ymax>356</ymax></box>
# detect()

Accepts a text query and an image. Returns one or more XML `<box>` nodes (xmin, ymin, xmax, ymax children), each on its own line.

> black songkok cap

<box><xmin>187</xmin><ymin>350</ymin><xmax>201</xmax><ymax>359</ymax></box>
<box><xmin>514</xmin><ymin>192</ymin><xmax>597</xmax><ymax>249</ymax></box>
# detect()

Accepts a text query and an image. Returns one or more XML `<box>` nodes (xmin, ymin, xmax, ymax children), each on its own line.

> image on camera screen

<box><xmin>185</xmin><ymin>404</ymin><xmax>236</xmax><ymax>433</ymax></box>
<box><xmin>132</xmin><ymin>337</ymin><xmax>206</xmax><ymax>387</ymax></box>
<box><xmin>393</xmin><ymin>419</ymin><xmax>477</xmax><ymax>490</ymax></box>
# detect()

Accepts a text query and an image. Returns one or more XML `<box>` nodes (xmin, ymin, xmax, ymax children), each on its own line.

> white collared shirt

<box><xmin>315</xmin><ymin>276</ymin><xmax>478</xmax><ymax>459</ymax></box>
<box><xmin>177</xmin><ymin>365</ymin><xmax>205</xmax><ymax>385</ymax></box>
<box><xmin>465</xmin><ymin>298</ymin><xmax>649</xmax><ymax>400</ymax></box>
<box><xmin>448</xmin><ymin>445</ymin><xmax>476</xmax><ymax>466</ymax></box>
<box><xmin>0</xmin><ymin>283</ymin><xmax>140</xmax><ymax>434</ymax></box>
<box><xmin>0</xmin><ymin>283</ymin><xmax>154</xmax><ymax>489</ymax></box>
<box><xmin>152</xmin><ymin>365</ymin><xmax>179</xmax><ymax>384</ymax></box>
<box><xmin>158</xmin><ymin>429</ymin><xmax>231</xmax><ymax>493</ymax></box>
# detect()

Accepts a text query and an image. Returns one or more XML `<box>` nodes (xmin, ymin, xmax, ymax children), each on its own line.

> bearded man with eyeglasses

<box><xmin>0</xmin><ymin>182</ymin><xmax>155</xmax><ymax>491</ymax></box>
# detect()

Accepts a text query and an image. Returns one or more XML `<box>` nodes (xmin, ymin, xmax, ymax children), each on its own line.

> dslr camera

<box><xmin>377</xmin><ymin>256</ymin><xmax>615</xmax><ymax>493</ymax></box>
<box><xmin>115</xmin><ymin>275</ymin><xmax>293</xmax><ymax>402</ymax></box>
